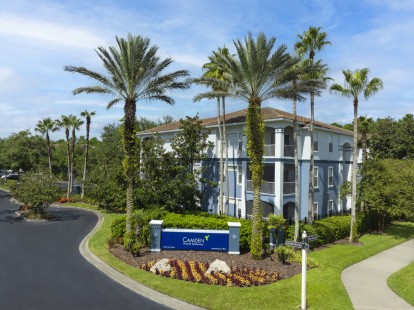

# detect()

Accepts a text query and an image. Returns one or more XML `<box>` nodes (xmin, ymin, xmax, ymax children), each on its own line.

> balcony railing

<box><xmin>264</xmin><ymin>144</ymin><xmax>275</xmax><ymax>156</ymax></box>
<box><xmin>246</xmin><ymin>180</ymin><xmax>275</xmax><ymax>194</ymax></box>
<box><xmin>284</xmin><ymin>145</ymin><xmax>294</xmax><ymax>157</ymax></box>
<box><xmin>283</xmin><ymin>182</ymin><xmax>295</xmax><ymax>195</ymax></box>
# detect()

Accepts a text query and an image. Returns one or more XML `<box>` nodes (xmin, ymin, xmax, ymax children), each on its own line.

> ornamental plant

<box><xmin>11</xmin><ymin>168</ymin><xmax>61</xmax><ymax>215</ymax></box>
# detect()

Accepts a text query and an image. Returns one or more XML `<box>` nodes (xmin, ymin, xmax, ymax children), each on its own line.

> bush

<box><xmin>110</xmin><ymin>216</ymin><xmax>126</xmax><ymax>244</ymax></box>
<box><xmin>285</xmin><ymin>215</ymin><xmax>352</xmax><ymax>246</ymax></box>
<box><xmin>11</xmin><ymin>168</ymin><xmax>61</xmax><ymax>214</ymax></box>
<box><xmin>275</xmin><ymin>246</ymin><xmax>295</xmax><ymax>264</ymax></box>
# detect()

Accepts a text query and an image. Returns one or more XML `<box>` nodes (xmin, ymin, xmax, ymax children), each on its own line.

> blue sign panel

<box><xmin>161</xmin><ymin>229</ymin><xmax>229</xmax><ymax>252</ymax></box>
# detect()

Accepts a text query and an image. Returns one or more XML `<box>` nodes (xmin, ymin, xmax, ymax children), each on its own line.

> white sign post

<box><xmin>285</xmin><ymin>231</ymin><xmax>317</xmax><ymax>310</ymax></box>
<box><xmin>301</xmin><ymin>230</ymin><xmax>307</xmax><ymax>310</ymax></box>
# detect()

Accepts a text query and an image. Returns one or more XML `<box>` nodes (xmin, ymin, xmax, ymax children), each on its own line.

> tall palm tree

<box><xmin>194</xmin><ymin>46</ymin><xmax>231</xmax><ymax>215</ymax></box>
<box><xmin>358</xmin><ymin>115</ymin><xmax>374</xmax><ymax>162</ymax></box>
<box><xmin>65</xmin><ymin>34</ymin><xmax>189</xmax><ymax>234</ymax></box>
<box><xmin>295</xmin><ymin>26</ymin><xmax>331</xmax><ymax>224</ymax></box>
<box><xmin>69</xmin><ymin>115</ymin><xmax>84</xmax><ymax>194</ymax></box>
<box><xmin>330</xmin><ymin>68</ymin><xmax>383</xmax><ymax>242</ymax></box>
<box><xmin>34</xmin><ymin>117</ymin><xmax>59</xmax><ymax>174</ymax></box>
<box><xmin>211</xmin><ymin>32</ymin><xmax>308</xmax><ymax>258</ymax></box>
<box><xmin>56</xmin><ymin>115</ymin><xmax>72</xmax><ymax>198</ymax></box>
<box><xmin>80</xmin><ymin>110</ymin><xmax>96</xmax><ymax>199</ymax></box>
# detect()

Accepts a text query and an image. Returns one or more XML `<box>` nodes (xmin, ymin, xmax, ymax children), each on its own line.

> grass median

<box><xmin>57</xmin><ymin>203</ymin><xmax>414</xmax><ymax>309</ymax></box>
<box><xmin>388</xmin><ymin>260</ymin><xmax>414</xmax><ymax>306</ymax></box>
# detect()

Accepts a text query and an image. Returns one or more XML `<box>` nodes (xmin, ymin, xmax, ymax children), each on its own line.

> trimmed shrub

<box><xmin>275</xmin><ymin>246</ymin><xmax>295</xmax><ymax>264</ymax></box>
<box><xmin>285</xmin><ymin>215</ymin><xmax>352</xmax><ymax>246</ymax></box>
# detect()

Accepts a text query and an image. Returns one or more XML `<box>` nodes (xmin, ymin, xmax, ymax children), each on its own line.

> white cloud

<box><xmin>0</xmin><ymin>14</ymin><xmax>106</xmax><ymax>50</ymax></box>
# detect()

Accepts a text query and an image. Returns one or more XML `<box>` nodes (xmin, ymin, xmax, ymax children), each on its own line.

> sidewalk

<box><xmin>342</xmin><ymin>239</ymin><xmax>414</xmax><ymax>310</ymax></box>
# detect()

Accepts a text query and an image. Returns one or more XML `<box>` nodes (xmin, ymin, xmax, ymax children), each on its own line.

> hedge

<box><xmin>285</xmin><ymin>215</ymin><xmax>352</xmax><ymax>246</ymax></box>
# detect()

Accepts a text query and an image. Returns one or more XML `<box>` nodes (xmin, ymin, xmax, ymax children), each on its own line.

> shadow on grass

<box><xmin>385</xmin><ymin>222</ymin><xmax>414</xmax><ymax>239</ymax></box>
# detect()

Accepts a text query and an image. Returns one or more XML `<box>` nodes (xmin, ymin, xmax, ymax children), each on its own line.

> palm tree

<box><xmin>56</xmin><ymin>115</ymin><xmax>72</xmax><ymax>198</ymax></box>
<box><xmin>330</xmin><ymin>68</ymin><xmax>383</xmax><ymax>242</ymax></box>
<box><xmin>80</xmin><ymin>110</ymin><xmax>96</xmax><ymax>199</ymax></box>
<box><xmin>358</xmin><ymin>115</ymin><xmax>374</xmax><ymax>162</ymax></box>
<box><xmin>295</xmin><ymin>26</ymin><xmax>331</xmax><ymax>224</ymax></box>
<box><xmin>34</xmin><ymin>118</ymin><xmax>59</xmax><ymax>174</ymax></box>
<box><xmin>69</xmin><ymin>115</ymin><xmax>84</xmax><ymax>194</ymax></box>
<box><xmin>211</xmin><ymin>32</ymin><xmax>308</xmax><ymax>258</ymax></box>
<box><xmin>65</xmin><ymin>34</ymin><xmax>189</xmax><ymax>234</ymax></box>
<box><xmin>194</xmin><ymin>46</ymin><xmax>231</xmax><ymax>215</ymax></box>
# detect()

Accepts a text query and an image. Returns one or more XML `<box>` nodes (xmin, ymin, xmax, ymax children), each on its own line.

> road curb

<box><xmin>59</xmin><ymin>205</ymin><xmax>204</xmax><ymax>310</ymax></box>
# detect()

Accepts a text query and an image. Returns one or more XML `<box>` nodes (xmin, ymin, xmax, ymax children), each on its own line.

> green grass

<box><xmin>388</xmin><ymin>260</ymin><xmax>414</xmax><ymax>306</ymax></box>
<box><xmin>0</xmin><ymin>179</ymin><xmax>17</xmax><ymax>192</ymax></box>
<box><xmin>84</xmin><ymin>208</ymin><xmax>414</xmax><ymax>310</ymax></box>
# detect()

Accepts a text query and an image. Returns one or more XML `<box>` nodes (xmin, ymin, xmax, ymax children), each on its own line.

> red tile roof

<box><xmin>138</xmin><ymin>107</ymin><xmax>353</xmax><ymax>135</ymax></box>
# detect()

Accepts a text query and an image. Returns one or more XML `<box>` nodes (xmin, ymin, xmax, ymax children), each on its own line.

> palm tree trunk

<box><xmin>222</xmin><ymin>96</ymin><xmax>229</xmax><ymax>215</ymax></box>
<box><xmin>46</xmin><ymin>132</ymin><xmax>52</xmax><ymax>175</ymax></box>
<box><xmin>293</xmin><ymin>92</ymin><xmax>300</xmax><ymax>242</ymax></box>
<box><xmin>65</xmin><ymin>130</ymin><xmax>71</xmax><ymax>198</ymax></box>
<box><xmin>246</xmin><ymin>103</ymin><xmax>264</xmax><ymax>259</ymax></box>
<box><xmin>70</xmin><ymin>128</ymin><xmax>76</xmax><ymax>194</ymax></box>
<box><xmin>217</xmin><ymin>97</ymin><xmax>223</xmax><ymax>215</ymax></box>
<box><xmin>81</xmin><ymin>118</ymin><xmax>90</xmax><ymax>200</ymax></box>
<box><xmin>124</xmin><ymin>99</ymin><xmax>138</xmax><ymax>234</ymax></box>
<box><xmin>308</xmin><ymin>93</ymin><xmax>315</xmax><ymax>223</ymax></box>
<box><xmin>350</xmin><ymin>98</ymin><xmax>358</xmax><ymax>242</ymax></box>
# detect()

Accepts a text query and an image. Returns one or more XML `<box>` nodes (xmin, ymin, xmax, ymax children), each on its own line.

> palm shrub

<box><xmin>11</xmin><ymin>168</ymin><xmax>61</xmax><ymax>215</ymax></box>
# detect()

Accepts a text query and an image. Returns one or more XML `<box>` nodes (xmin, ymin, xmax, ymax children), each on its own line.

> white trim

<box><xmin>314</xmin><ymin>166</ymin><xmax>319</xmax><ymax>188</ymax></box>
<box><xmin>228</xmin><ymin>251</ymin><xmax>240</xmax><ymax>255</ymax></box>
<box><xmin>328</xmin><ymin>166</ymin><xmax>334</xmax><ymax>187</ymax></box>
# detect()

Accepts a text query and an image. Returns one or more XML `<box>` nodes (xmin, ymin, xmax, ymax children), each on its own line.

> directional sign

<box><xmin>307</xmin><ymin>235</ymin><xmax>318</xmax><ymax>242</ymax></box>
<box><xmin>303</xmin><ymin>243</ymin><xmax>309</xmax><ymax>250</ymax></box>
<box><xmin>285</xmin><ymin>241</ymin><xmax>302</xmax><ymax>248</ymax></box>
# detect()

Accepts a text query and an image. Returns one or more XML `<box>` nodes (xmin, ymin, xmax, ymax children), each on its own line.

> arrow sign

<box><xmin>285</xmin><ymin>241</ymin><xmax>302</xmax><ymax>248</ymax></box>
<box><xmin>307</xmin><ymin>235</ymin><xmax>318</xmax><ymax>242</ymax></box>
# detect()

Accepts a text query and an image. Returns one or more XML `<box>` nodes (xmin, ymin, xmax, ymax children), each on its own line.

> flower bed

<box><xmin>140</xmin><ymin>259</ymin><xmax>281</xmax><ymax>287</ymax></box>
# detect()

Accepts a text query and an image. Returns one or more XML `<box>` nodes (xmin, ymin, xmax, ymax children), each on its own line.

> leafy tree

<box><xmin>80</xmin><ymin>110</ymin><xmax>95</xmax><ymax>199</ymax></box>
<box><xmin>0</xmin><ymin>130</ymin><xmax>47</xmax><ymax>172</ymax></box>
<box><xmin>295</xmin><ymin>26</ymin><xmax>331</xmax><ymax>224</ymax></box>
<box><xmin>11</xmin><ymin>168</ymin><xmax>61</xmax><ymax>215</ymax></box>
<box><xmin>210</xmin><ymin>32</ymin><xmax>309</xmax><ymax>258</ymax></box>
<box><xmin>362</xmin><ymin>159</ymin><xmax>414</xmax><ymax>232</ymax></box>
<box><xmin>65</xmin><ymin>34</ymin><xmax>189</xmax><ymax>234</ymax></box>
<box><xmin>330</xmin><ymin>68</ymin><xmax>383</xmax><ymax>241</ymax></box>
<box><xmin>34</xmin><ymin>118</ymin><xmax>59</xmax><ymax>174</ymax></box>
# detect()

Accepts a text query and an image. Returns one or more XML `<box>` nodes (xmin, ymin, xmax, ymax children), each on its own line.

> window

<box><xmin>238</xmin><ymin>133</ymin><xmax>243</xmax><ymax>151</ymax></box>
<box><xmin>329</xmin><ymin>135</ymin><xmax>333</xmax><ymax>153</ymax></box>
<box><xmin>328</xmin><ymin>200</ymin><xmax>334</xmax><ymax>216</ymax></box>
<box><xmin>237</xmin><ymin>165</ymin><xmax>242</xmax><ymax>185</ymax></box>
<box><xmin>314</xmin><ymin>166</ymin><xmax>319</xmax><ymax>188</ymax></box>
<box><xmin>314</xmin><ymin>132</ymin><xmax>319</xmax><ymax>151</ymax></box>
<box><xmin>313</xmin><ymin>202</ymin><xmax>318</xmax><ymax>219</ymax></box>
<box><xmin>328</xmin><ymin>166</ymin><xmax>334</xmax><ymax>187</ymax></box>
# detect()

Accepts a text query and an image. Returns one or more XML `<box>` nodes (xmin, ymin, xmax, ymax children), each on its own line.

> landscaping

<box><xmin>387</xmin><ymin>256</ymin><xmax>414</xmax><ymax>306</ymax></box>
<box><xmin>79</xmin><ymin>203</ymin><xmax>414</xmax><ymax>310</ymax></box>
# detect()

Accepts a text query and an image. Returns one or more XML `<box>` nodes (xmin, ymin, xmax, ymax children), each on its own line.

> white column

<box><xmin>274</xmin><ymin>128</ymin><xmax>284</xmax><ymax>213</ymax></box>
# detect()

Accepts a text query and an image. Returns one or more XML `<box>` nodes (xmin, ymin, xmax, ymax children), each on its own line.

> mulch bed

<box><xmin>109</xmin><ymin>244</ymin><xmax>302</xmax><ymax>280</ymax></box>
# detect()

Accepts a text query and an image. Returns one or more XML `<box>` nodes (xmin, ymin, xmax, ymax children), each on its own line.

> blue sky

<box><xmin>0</xmin><ymin>0</ymin><xmax>413</xmax><ymax>139</ymax></box>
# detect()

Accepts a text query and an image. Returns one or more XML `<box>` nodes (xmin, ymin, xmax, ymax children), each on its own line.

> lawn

<box><xmin>83</xmin><ymin>208</ymin><xmax>414</xmax><ymax>310</ymax></box>
<box><xmin>0</xmin><ymin>179</ymin><xmax>17</xmax><ymax>192</ymax></box>
<box><xmin>388</xmin><ymin>260</ymin><xmax>414</xmax><ymax>306</ymax></box>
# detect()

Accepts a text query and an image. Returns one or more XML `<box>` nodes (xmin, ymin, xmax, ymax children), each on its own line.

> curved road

<box><xmin>0</xmin><ymin>190</ymin><xmax>170</xmax><ymax>310</ymax></box>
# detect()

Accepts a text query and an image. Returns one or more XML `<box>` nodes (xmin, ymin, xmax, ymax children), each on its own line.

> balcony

<box><xmin>283</xmin><ymin>182</ymin><xmax>295</xmax><ymax>194</ymax></box>
<box><xmin>264</xmin><ymin>144</ymin><xmax>275</xmax><ymax>156</ymax></box>
<box><xmin>246</xmin><ymin>180</ymin><xmax>275</xmax><ymax>194</ymax></box>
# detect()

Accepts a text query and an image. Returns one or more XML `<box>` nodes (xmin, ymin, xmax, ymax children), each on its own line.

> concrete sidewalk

<box><xmin>342</xmin><ymin>239</ymin><xmax>414</xmax><ymax>310</ymax></box>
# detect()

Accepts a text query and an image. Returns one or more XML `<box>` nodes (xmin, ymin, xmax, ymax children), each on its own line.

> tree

<box><xmin>34</xmin><ymin>118</ymin><xmax>59</xmax><ymax>174</ymax></box>
<box><xmin>194</xmin><ymin>46</ymin><xmax>232</xmax><ymax>215</ymax></box>
<box><xmin>56</xmin><ymin>115</ymin><xmax>72</xmax><ymax>198</ymax></box>
<box><xmin>358</xmin><ymin>115</ymin><xmax>374</xmax><ymax>162</ymax></box>
<box><xmin>69</xmin><ymin>115</ymin><xmax>84</xmax><ymax>194</ymax></box>
<box><xmin>295</xmin><ymin>26</ymin><xmax>331</xmax><ymax>224</ymax></box>
<box><xmin>330</xmin><ymin>68</ymin><xmax>383</xmax><ymax>241</ymax></box>
<box><xmin>80</xmin><ymin>110</ymin><xmax>95</xmax><ymax>199</ymax></box>
<box><xmin>65</xmin><ymin>34</ymin><xmax>189</xmax><ymax>234</ymax></box>
<box><xmin>211</xmin><ymin>32</ymin><xmax>309</xmax><ymax>258</ymax></box>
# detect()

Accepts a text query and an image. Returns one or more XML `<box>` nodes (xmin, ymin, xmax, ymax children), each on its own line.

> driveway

<box><xmin>0</xmin><ymin>190</ymin><xmax>170</xmax><ymax>310</ymax></box>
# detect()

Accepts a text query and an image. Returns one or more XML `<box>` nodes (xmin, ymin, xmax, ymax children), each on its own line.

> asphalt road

<box><xmin>0</xmin><ymin>190</ymin><xmax>171</xmax><ymax>310</ymax></box>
